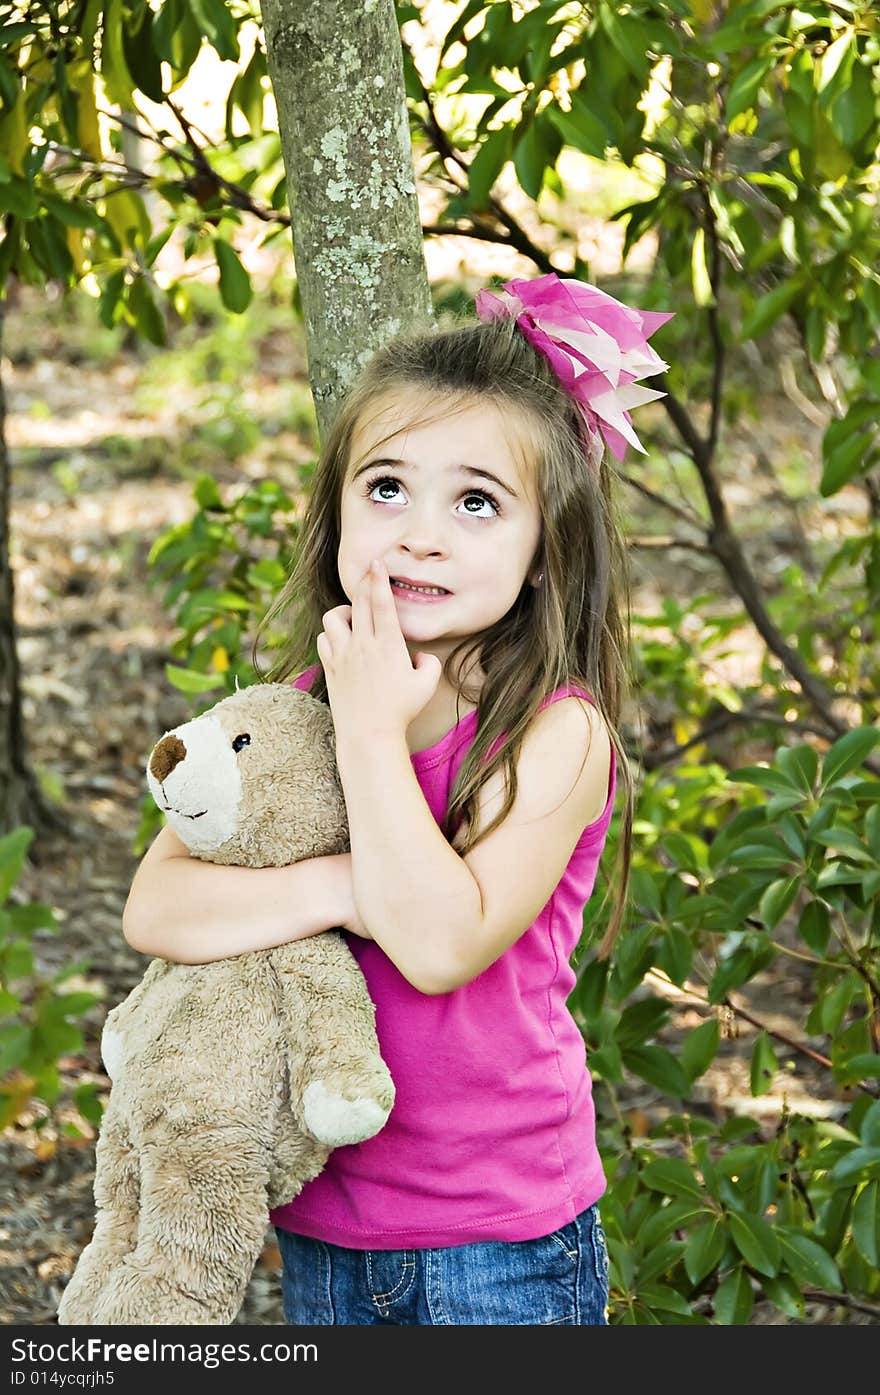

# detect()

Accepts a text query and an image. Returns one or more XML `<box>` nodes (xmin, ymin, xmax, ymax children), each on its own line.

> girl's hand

<box><xmin>317</xmin><ymin>559</ymin><xmax>442</xmax><ymax>741</ymax></box>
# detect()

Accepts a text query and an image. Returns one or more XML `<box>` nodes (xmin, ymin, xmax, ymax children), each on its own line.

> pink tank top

<box><xmin>270</xmin><ymin>664</ymin><xmax>615</xmax><ymax>1249</ymax></box>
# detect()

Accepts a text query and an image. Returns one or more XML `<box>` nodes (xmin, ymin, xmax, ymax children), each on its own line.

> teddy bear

<box><xmin>58</xmin><ymin>682</ymin><xmax>395</xmax><ymax>1326</ymax></box>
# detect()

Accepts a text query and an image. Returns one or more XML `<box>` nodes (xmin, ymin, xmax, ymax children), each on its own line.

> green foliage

<box><xmin>0</xmin><ymin>1</ymin><xmax>283</xmax><ymax>329</ymax></box>
<box><xmin>574</xmin><ymin>731</ymin><xmax>880</xmax><ymax>1322</ymax></box>
<box><xmin>0</xmin><ymin>829</ymin><xmax>102</xmax><ymax>1130</ymax></box>
<box><xmin>134</xmin><ymin>470</ymin><xmax>304</xmax><ymax>851</ymax></box>
<box><xmin>148</xmin><ymin>475</ymin><xmax>301</xmax><ymax>692</ymax></box>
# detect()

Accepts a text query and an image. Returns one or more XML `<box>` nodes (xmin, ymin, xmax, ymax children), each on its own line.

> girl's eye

<box><xmin>363</xmin><ymin>473</ymin><xmax>500</xmax><ymax>517</ymax></box>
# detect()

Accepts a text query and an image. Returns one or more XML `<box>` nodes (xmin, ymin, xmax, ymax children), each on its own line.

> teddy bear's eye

<box><xmin>232</xmin><ymin>733</ymin><xmax>251</xmax><ymax>753</ymax></box>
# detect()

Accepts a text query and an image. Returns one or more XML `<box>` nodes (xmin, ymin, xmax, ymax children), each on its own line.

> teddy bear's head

<box><xmin>146</xmin><ymin>683</ymin><xmax>348</xmax><ymax>867</ymax></box>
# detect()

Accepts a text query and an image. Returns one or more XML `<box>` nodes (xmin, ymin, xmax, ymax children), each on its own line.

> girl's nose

<box><xmin>399</xmin><ymin>511</ymin><xmax>447</xmax><ymax>557</ymax></box>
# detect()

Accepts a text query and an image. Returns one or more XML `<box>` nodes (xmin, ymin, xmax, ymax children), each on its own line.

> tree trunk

<box><xmin>0</xmin><ymin>298</ymin><xmax>55</xmax><ymax>835</ymax></box>
<box><xmin>259</xmin><ymin>0</ymin><xmax>433</xmax><ymax>441</ymax></box>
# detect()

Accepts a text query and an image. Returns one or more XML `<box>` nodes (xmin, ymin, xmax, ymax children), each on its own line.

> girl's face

<box><xmin>337</xmin><ymin>392</ymin><xmax>543</xmax><ymax>664</ymax></box>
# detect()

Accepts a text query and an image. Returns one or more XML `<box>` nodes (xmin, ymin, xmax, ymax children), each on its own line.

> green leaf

<box><xmin>654</xmin><ymin>925</ymin><xmax>693</xmax><ymax>986</ymax></box>
<box><xmin>0</xmin><ymin>177</ymin><xmax>38</xmax><ymax>220</ymax></box>
<box><xmin>681</xmin><ymin>1018</ymin><xmax>720</xmax><ymax>1083</ymax></box>
<box><xmin>816</xmin><ymin>976</ymin><xmax>859</xmax><ymax>1038</ymax></box>
<box><xmin>725</xmin><ymin>54</ymin><xmax>774</xmax><ymax>123</ymax></box>
<box><xmin>50</xmin><ymin>990</ymin><xmax>101</xmax><ymax>1017</ymax></box>
<box><xmin>797</xmin><ymin>901</ymin><xmax>830</xmax><ymax>955</ymax></box>
<box><xmin>691</xmin><ymin>226</ymin><xmax>714</xmax><ymax>307</ymax></box>
<box><xmin>101</xmin><ymin>0</ymin><xmax>136</xmax><ymax>105</ymax></box>
<box><xmin>576</xmin><ymin>956</ymin><xmax>608</xmax><ymax>1020</ymax></box>
<box><xmin>708</xmin><ymin>940</ymin><xmax>776</xmax><ymax>1003</ymax></box>
<box><xmin>814</xmin><ymin>827</ymin><xmax>874</xmax><ymax>864</ymax></box>
<box><xmin>641</xmin><ymin>1158</ymin><xmax>705</xmax><ymax>1203</ymax></box>
<box><xmin>545</xmin><ymin>92</ymin><xmax>608</xmax><ymax>160</ymax></box>
<box><xmin>2</xmin><ymin>941</ymin><xmax>33</xmax><ymax>980</ymax></box>
<box><xmin>684</xmin><ymin>1217</ymin><xmax>726</xmax><ymax>1285</ymax></box>
<box><xmin>851</xmin><ymin>1179</ymin><xmax>880</xmax><ymax>1268</ymax></box>
<box><xmin>152</xmin><ymin>0</ymin><xmax>203</xmax><ymax>74</ymax></box>
<box><xmin>761</xmin><ymin>1272</ymin><xmax>805</xmax><ymax>1319</ymax></box>
<box><xmin>214</xmin><ymin>240</ymin><xmax>252</xmax><ymax>314</ymax></box>
<box><xmin>190</xmin><ymin>0</ymin><xmax>239</xmax><ymax>62</ymax></box>
<box><xmin>740</xmin><ymin>278</ymin><xmax>806</xmax><ymax>341</ymax></box>
<box><xmin>0</xmin><ymin>1023</ymin><xmax>31</xmax><ymax>1074</ymax></box>
<box><xmin>615</xmin><ymin>997</ymin><xmax>669</xmax><ymax>1049</ymax></box>
<box><xmin>621</xmin><ymin>1044</ymin><xmax>689</xmax><ymax>1098</ymax></box>
<box><xmin>829</xmin><ymin>59</ymin><xmax>875</xmax><ymax>148</ymax></box>
<box><xmin>635</xmin><ymin>1283</ymin><xmax>694</xmax><ymax>1318</ymax></box>
<box><xmin>639</xmin><ymin>1200</ymin><xmax>706</xmax><ymax>1251</ymax></box>
<box><xmin>860</xmin><ymin>1100</ymin><xmax>880</xmax><ymax>1147</ymax></box>
<box><xmin>727</xmin><ymin>1211</ymin><xmax>780</xmax><ymax>1277</ymax></box>
<box><xmin>835</xmin><ymin>1053</ymin><xmax>880</xmax><ymax>1083</ymax></box>
<box><xmin>194</xmin><ymin>475</ymin><xmax>224</xmax><ymax>510</ymax></box>
<box><xmin>759</xmin><ymin>877</ymin><xmax>799</xmax><ymax>930</ymax></box>
<box><xmin>0</xmin><ymin>827</ymin><xmax>33</xmax><ymax>905</ymax></box>
<box><xmin>713</xmin><ymin>1266</ymin><xmax>754</xmax><ymax>1324</ymax></box>
<box><xmin>821</xmin><ymin>727</ymin><xmax>880</xmax><ymax>788</ymax></box>
<box><xmin>588</xmin><ymin>1041</ymin><xmax>623</xmax><ymax>1083</ymax></box>
<box><xmin>661</xmin><ymin>830</ymin><xmax>706</xmax><ymax>874</ymax></box>
<box><xmin>164</xmin><ymin>665</ymin><xmax>224</xmax><ymax>695</ymax></box>
<box><xmin>828</xmin><ymin>1145</ymin><xmax>880</xmax><ymax>1186</ymax></box>
<box><xmin>749</xmin><ymin>1031</ymin><xmax>778</xmax><ymax>1097</ymax></box>
<box><xmin>776</xmin><ymin>1227</ymin><xmax>842</xmax><ymax>1291</ymax></box>
<box><xmin>730</xmin><ymin>765</ymin><xmax>799</xmax><ymax>796</ymax></box>
<box><xmin>74</xmin><ymin>1082</ymin><xmax>104</xmax><ymax>1128</ymax></box>
<box><xmin>35</xmin><ymin>1019</ymin><xmax>82</xmax><ymax>1058</ymax></box>
<box><xmin>816</xmin><ymin>31</ymin><xmax>854</xmax><ymax>96</ymax></box>
<box><xmin>511</xmin><ymin>116</ymin><xmax>559</xmax><ymax>202</ymax></box>
<box><xmin>128</xmin><ymin>275</ymin><xmax>166</xmax><ymax>347</ymax></box>
<box><xmin>466</xmin><ymin>125</ymin><xmax>512</xmax><ymax>209</ymax></box>
<box><xmin>776</xmin><ymin>744</ymin><xmax>818</xmax><ymax>795</ymax></box>
<box><xmin>121</xmin><ymin>4</ymin><xmax>164</xmax><ymax>103</ymax></box>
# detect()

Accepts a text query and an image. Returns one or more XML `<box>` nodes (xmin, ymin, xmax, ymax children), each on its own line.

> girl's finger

<box><xmin>352</xmin><ymin>570</ymin><xmax>374</xmax><ymax>639</ymax></box>
<box><xmin>322</xmin><ymin>605</ymin><xmax>352</xmax><ymax>633</ymax></box>
<box><xmin>371</xmin><ymin>560</ymin><xmax>403</xmax><ymax>642</ymax></box>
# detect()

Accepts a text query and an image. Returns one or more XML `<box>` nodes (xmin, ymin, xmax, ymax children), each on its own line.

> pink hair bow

<box><xmin>474</xmin><ymin>272</ymin><xmax>673</xmax><ymax>463</ymax></box>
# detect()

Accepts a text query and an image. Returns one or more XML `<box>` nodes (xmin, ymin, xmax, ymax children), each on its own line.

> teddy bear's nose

<box><xmin>149</xmin><ymin>734</ymin><xmax>187</xmax><ymax>783</ymax></box>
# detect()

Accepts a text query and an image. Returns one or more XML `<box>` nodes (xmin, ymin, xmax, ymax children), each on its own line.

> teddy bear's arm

<box><xmin>269</xmin><ymin>933</ymin><xmax>395</xmax><ymax>1149</ymax></box>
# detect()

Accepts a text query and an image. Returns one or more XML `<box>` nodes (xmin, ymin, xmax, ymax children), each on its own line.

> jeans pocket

<box><xmin>545</xmin><ymin>1219</ymin><xmax>579</xmax><ymax>1263</ymax></box>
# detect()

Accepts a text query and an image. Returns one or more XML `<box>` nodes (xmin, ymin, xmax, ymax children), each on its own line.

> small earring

<box><xmin>537</xmin><ymin>572</ymin><xmax>544</xmax><ymax>584</ymax></box>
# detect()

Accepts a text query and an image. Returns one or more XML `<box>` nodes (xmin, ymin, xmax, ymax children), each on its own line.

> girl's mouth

<box><xmin>390</xmin><ymin>578</ymin><xmax>452</xmax><ymax>603</ymax></box>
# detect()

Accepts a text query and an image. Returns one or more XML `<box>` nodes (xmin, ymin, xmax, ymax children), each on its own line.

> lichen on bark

<box><xmin>259</xmin><ymin>0</ymin><xmax>434</xmax><ymax>442</ymax></box>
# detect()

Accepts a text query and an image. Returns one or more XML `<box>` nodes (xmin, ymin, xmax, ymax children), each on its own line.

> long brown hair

<box><xmin>254</xmin><ymin>312</ymin><xmax>633</xmax><ymax>956</ymax></box>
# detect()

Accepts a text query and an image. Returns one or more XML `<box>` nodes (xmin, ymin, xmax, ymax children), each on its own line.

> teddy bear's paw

<box><xmin>302</xmin><ymin>1081</ymin><xmax>392</xmax><ymax>1146</ymax></box>
<box><xmin>100</xmin><ymin>1022</ymin><xmax>125</xmax><ymax>1082</ymax></box>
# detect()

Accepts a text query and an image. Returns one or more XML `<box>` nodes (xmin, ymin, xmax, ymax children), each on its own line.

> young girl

<box><xmin>122</xmin><ymin>272</ymin><xmax>671</xmax><ymax>1327</ymax></box>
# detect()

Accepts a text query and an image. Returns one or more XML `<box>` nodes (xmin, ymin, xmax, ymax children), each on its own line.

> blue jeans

<box><xmin>274</xmin><ymin>1203</ymin><xmax>609</xmax><ymax>1326</ymax></box>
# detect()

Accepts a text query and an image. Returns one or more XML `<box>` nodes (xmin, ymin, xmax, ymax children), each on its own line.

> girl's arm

<box><xmin>122</xmin><ymin>824</ymin><xmax>358</xmax><ymax>964</ymax></box>
<box><xmin>337</xmin><ymin>695</ymin><xmax>611</xmax><ymax>996</ymax></box>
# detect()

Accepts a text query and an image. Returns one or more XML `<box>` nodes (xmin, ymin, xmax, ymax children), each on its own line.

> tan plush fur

<box><xmin>58</xmin><ymin>684</ymin><xmax>394</xmax><ymax>1326</ymax></box>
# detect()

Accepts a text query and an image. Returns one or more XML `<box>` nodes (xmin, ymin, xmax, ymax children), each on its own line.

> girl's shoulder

<box><xmin>536</xmin><ymin>680</ymin><xmax>596</xmax><ymax>713</ymax></box>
